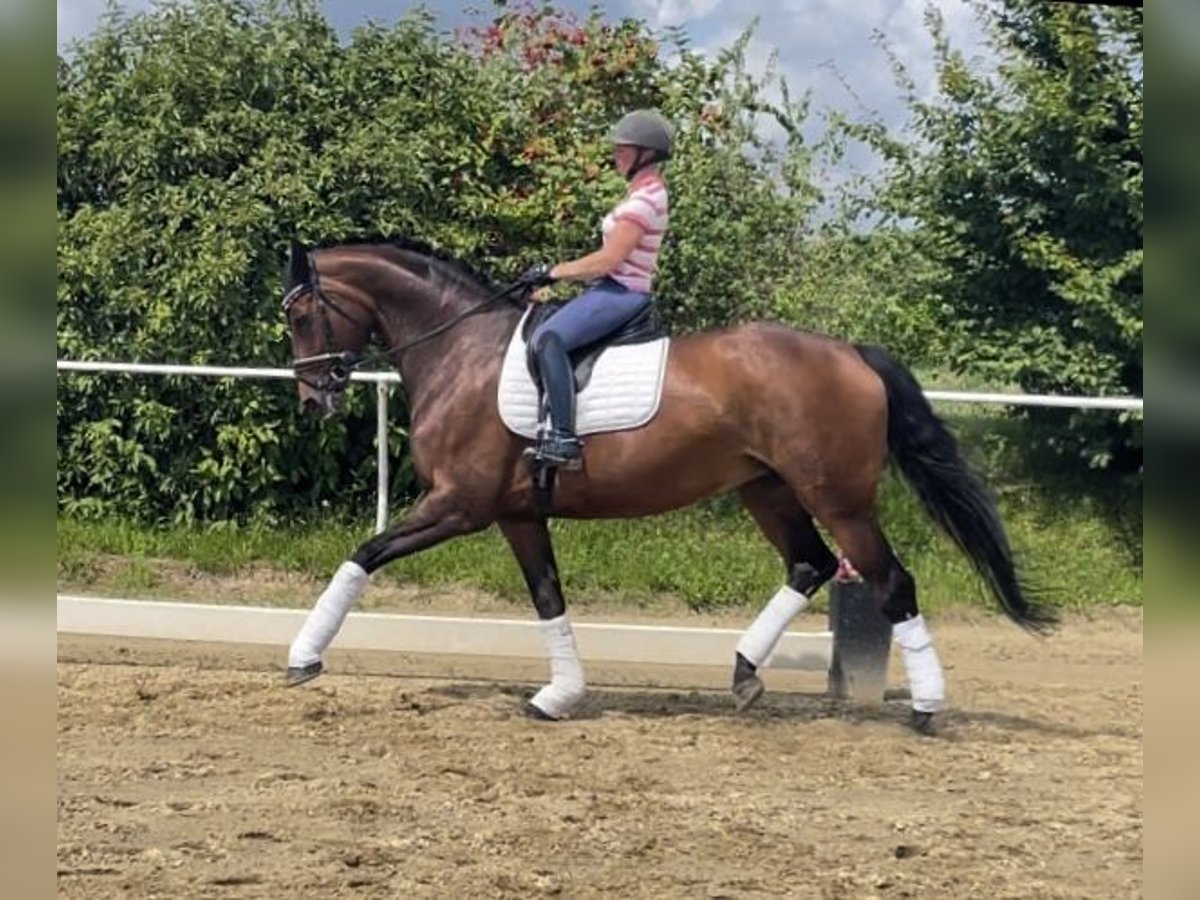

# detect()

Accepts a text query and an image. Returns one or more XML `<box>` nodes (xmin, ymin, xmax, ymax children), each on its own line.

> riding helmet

<box><xmin>611</xmin><ymin>110</ymin><xmax>674</xmax><ymax>159</ymax></box>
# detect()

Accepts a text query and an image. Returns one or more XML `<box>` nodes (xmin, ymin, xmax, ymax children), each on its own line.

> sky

<box><xmin>56</xmin><ymin>0</ymin><xmax>994</xmax><ymax>183</ymax></box>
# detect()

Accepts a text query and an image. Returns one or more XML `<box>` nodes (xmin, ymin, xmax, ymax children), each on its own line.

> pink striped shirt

<box><xmin>602</xmin><ymin>171</ymin><xmax>669</xmax><ymax>293</ymax></box>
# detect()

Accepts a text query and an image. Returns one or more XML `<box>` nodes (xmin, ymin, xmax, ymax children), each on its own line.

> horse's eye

<box><xmin>294</xmin><ymin>313</ymin><xmax>312</xmax><ymax>330</ymax></box>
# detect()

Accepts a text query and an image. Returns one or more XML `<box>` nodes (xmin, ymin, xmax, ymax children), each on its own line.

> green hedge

<box><xmin>57</xmin><ymin>0</ymin><xmax>851</xmax><ymax>522</ymax></box>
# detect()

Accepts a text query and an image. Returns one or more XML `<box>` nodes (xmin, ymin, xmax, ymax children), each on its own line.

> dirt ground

<box><xmin>58</xmin><ymin>606</ymin><xmax>1142</xmax><ymax>899</ymax></box>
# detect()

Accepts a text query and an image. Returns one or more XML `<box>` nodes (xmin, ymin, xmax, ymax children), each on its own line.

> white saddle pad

<box><xmin>497</xmin><ymin>307</ymin><xmax>670</xmax><ymax>440</ymax></box>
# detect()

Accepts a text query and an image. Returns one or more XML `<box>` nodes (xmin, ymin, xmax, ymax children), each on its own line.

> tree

<box><xmin>857</xmin><ymin>0</ymin><xmax>1142</xmax><ymax>470</ymax></box>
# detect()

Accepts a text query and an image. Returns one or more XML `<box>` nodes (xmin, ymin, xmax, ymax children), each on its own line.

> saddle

<box><xmin>523</xmin><ymin>300</ymin><xmax>667</xmax><ymax>392</ymax></box>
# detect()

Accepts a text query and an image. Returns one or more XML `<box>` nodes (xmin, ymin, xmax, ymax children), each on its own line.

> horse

<box><xmin>279</xmin><ymin>238</ymin><xmax>1055</xmax><ymax>733</ymax></box>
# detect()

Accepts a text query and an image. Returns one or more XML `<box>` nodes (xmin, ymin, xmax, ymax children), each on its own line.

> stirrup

<box><xmin>524</xmin><ymin>431</ymin><xmax>583</xmax><ymax>471</ymax></box>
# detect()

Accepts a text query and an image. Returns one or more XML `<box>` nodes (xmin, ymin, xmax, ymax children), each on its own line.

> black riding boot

<box><xmin>527</xmin><ymin>332</ymin><xmax>583</xmax><ymax>469</ymax></box>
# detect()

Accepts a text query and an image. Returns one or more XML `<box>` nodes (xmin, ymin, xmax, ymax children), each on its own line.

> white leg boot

<box><xmin>286</xmin><ymin>561</ymin><xmax>368</xmax><ymax>684</ymax></box>
<box><xmin>732</xmin><ymin>585</ymin><xmax>810</xmax><ymax>711</ymax></box>
<box><xmin>893</xmin><ymin>614</ymin><xmax>946</xmax><ymax>719</ymax></box>
<box><xmin>527</xmin><ymin>614</ymin><xmax>586</xmax><ymax>719</ymax></box>
<box><xmin>737</xmin><ymin>585</ymin><xmax>810</xmax><ymax>667</ymax></box>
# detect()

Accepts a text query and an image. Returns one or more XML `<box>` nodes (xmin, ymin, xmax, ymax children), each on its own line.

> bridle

<box><xmin>281</xmin><ymin>271</ymin><xmax>365</xmax><ymax>394</ymax></box>
<box><xmin>281</xmin><ymin>252</ymin><xmax>527</xmax><ymax>393</ymax></box>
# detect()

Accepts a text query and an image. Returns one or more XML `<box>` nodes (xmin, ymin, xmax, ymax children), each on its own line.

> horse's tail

<box><xmin>855</xmin><ymin>343</ymin><xmax>1057</xmax><ymax>633</ymax></box>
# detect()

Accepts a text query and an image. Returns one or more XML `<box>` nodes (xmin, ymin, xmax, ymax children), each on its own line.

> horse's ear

<box><xmin>286</xmin><ymin>240</ymin><xmax>311</xmax><ymax>288</ymax></box>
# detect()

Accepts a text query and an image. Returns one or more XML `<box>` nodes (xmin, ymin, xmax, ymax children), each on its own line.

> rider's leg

<box><xmin>539</xmin><ymin>279</ymin><xmax>652</xmax><ymax>350</ymax></box>
<box><xmin>528</xmin><ymin>330</ymin><xmax>582</xmax><ymax>466</ymax></box>
<box><xmin>527</xmin><ymin>280</ymin><xmax>651</xmax><ymax>466</ymax></box>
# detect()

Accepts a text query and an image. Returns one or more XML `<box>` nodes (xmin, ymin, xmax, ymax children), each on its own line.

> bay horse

<box><xmin>279</xmin><ymin>238</ymin><xmax>1055</xmax><ymax>733</ymax></box>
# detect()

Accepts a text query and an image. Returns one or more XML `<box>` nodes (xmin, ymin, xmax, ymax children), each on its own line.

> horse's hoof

<box><xmin>910</xmin><ymin>710</ymin><xmax>938</xmax><ymax>736</ymax></box>
<box><xmin>523</xmin><ymin>702</ymin><xmax>560</xmax><ymax>721</ymax></box>
<box><xmin>285</xmin><ymin>662</ymin><xmax>323</xmax><ymax>687</ymax></box>
<box><xmin>732</xmin><ymin>675</ymin><xmax>765</xmax><ymax>713</ymax></box>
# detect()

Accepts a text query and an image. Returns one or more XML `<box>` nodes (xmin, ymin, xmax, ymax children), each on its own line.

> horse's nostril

<box><xmin>301</xmin><ymin>396</ymin><xmax>322</xmax><ymax>416</ymax></box>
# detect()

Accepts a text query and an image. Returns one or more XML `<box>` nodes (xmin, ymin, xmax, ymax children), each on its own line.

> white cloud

<box><xmin>676</xmin><ymin>1</ymin><xmax>990</xmax><ymax>125</ymax></box>
<box><xmin>629</xmin><ymin>0</ymin><xmax>727</xmax><ymax>29</ymax></box>
<box><xmin>657</xmin><ymin>1</ymin><xmax>994</xmax><ymax>196</ymax></box>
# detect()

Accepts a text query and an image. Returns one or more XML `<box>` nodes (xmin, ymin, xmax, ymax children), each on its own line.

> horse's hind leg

<box><xmin>820</xmin><ymin>512</ymin><xmax>945</xmax><ymax>735</ymax></box>
<box><xmin>734</xmin><ymin>476</ymin><xmax>839</xmax><ymax>711</ymax></box>
<box><xmin>498</xmin><ymin>516</ymin><xmax>585</xmax><ymax>721</ymax></box>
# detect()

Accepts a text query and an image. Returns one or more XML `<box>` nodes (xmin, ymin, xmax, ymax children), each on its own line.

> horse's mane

<box><xmin>319</xmin><ymin>235</ymin><xmax>501</xmax><ymax>294</ymax></box>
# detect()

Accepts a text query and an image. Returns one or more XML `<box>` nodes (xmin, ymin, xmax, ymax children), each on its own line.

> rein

<box><xmin>383</xmin><ymin>280</ymin><xmax>527</xmax><ymax>358</ymax></box>
<box><xmin>282</xmin><ymin>253</ymin><xmax>526</xmax><ymax>390</ymax></box>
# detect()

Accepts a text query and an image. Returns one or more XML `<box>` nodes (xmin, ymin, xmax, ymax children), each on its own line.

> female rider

<box><xmin>518</xmin><ymin>109</ymin><xmax>673</xmax><ymax>469</ymax></box>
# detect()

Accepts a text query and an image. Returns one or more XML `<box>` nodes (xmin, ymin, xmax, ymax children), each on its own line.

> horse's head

<box><xmin>281</xmin><ymin>241</ymin><xmax>375</xmax><ymax>417</ymax></box>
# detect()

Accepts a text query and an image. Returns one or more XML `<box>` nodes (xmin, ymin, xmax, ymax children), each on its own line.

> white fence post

<box><xmin>375</xmin><ymin>380</ymin><xmax>390</xmax><ymax>534</ymax></box>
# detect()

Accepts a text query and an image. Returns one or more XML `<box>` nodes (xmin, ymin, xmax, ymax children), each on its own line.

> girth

<box><xmin>523</xmin><ymin>301</ymin><xmax>667</xmax><ymax>392</ymax></box>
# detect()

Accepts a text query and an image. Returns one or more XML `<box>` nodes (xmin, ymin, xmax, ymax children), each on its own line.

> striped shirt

<box><xmin>602</xmin><ymin>171</ymin><xmax>669</xmax><ymax>293</ymax></box>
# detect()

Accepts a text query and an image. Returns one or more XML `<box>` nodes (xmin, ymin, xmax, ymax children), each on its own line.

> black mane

<box><xmin>315</xmin><ymin>235</ymin><xmax>502</xmax><ymax>293</ymax></box>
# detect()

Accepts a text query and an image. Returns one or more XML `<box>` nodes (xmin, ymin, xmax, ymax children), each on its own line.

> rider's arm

<box><xmin>549</xmin><ymin>219</ymin><xmax>646</xmax><ymax>283</ymax></box>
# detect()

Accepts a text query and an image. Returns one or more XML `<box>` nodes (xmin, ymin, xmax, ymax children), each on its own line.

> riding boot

<box><xmin>527</xmin><ymin>332</ymin><xmax>583</xmax><ymax>469</ymax></box>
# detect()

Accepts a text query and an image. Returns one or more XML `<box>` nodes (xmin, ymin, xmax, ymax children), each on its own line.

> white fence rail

<box><xmin>59</xmin><ymin>360</ymin><xmax>399</xmax><ymax>532</ymax></box>
<box><xmin>56</xmin><ymin>359</ymin><xmax>1144</xmax><ymax>534</ymax></box>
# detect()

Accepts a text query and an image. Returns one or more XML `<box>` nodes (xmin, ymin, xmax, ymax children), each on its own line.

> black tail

<box><xmin>856</xmin><ymin>344</ymin><xmax>1058</xmax><ymax>633</ymax></box>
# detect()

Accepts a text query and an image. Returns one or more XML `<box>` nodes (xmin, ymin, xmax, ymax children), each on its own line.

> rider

<box><xmin>517</xmin><ymin>109</ymin><xmax>673</xmax><ymax>470</ymax></box>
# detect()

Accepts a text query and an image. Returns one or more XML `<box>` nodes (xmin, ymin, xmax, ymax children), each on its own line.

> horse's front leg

<box><xmin>285</xmin><ymin>491</ymin><xmax>486</xmax><ymax>685</ymax></box>
<box><xmin>498</xmin><ymin>516</ymin><xmax>585</xmax><ymax>721</ymax></box>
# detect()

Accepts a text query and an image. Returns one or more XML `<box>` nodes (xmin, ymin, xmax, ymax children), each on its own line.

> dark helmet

<box><xmin>611</xmin><ymin>109</ymin><xmax>674</xmax><ymax>159</ymax></box>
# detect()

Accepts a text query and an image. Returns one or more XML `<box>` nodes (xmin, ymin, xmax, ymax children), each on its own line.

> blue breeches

<box><xmin>527</xmin><ymin>278</ymin><xmax>653</xmax><ymax>436</ymax></box>
<box><xmin>530</xmin><ymin>278</ymin><xmax>652</xmax><ymax>354</ymax></box>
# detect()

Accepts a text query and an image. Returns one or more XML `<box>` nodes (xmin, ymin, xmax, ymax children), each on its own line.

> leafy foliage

<box><xmin>849</xmin><ymin>0</ymin><xmax>1142</xmax><ymax>470</ymax></box>
<box><xmin>56</xmin><ymin>0</ymin><xmax>1143</xmax><ymax>530</ymax></box>
<box><xmin>776</xmin><ymin>225</ymin><xmax>946</xmax><ymax>364</ymax></box>
<box><xmin>57</xmin><ymin>0</ymin><xmax>823</xmax><ymax>521</ymax></box>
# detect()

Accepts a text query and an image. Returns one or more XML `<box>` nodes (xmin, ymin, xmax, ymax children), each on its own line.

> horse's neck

<box><xmin>371</xmin><ymin>262</ymin><xmax>519</xmax><ymax>409</ymax></box>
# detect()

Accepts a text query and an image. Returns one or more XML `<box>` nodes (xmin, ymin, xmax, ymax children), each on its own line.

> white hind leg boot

<box><xmin>893</xmin><ymin>614</ymin><xmax>946</xmax><ymax>713</ymax></box>
<box><xmin>288</xmin><ymin>561</ymin><xmax>369</xmax><ymax>668</ymax></box>
<box><xmin>737</xmin><ymin>585</ymin><xmax>810</xmax><ymax>667</ymax></box>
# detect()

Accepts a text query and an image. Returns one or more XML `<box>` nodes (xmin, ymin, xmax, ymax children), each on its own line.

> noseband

<box><xmin>282</xmin><ymin>253</ymin><xmax>529</xmax><ymax>393</ymax></box>
<box><xmin>281</xmin><ymin>265</ymin><xmax>367</xmax><ymax>395</ymax></box>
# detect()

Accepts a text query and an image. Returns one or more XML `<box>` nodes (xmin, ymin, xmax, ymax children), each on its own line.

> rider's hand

<box><xmin>517</xmin><ymin>262</ymin><xmax>556</xmax><ymax>288</ymax></box>
<box><xmin>528</xmin><ymin>287</ymin><xmax>552</xmax><ymax>304</ymax></box>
